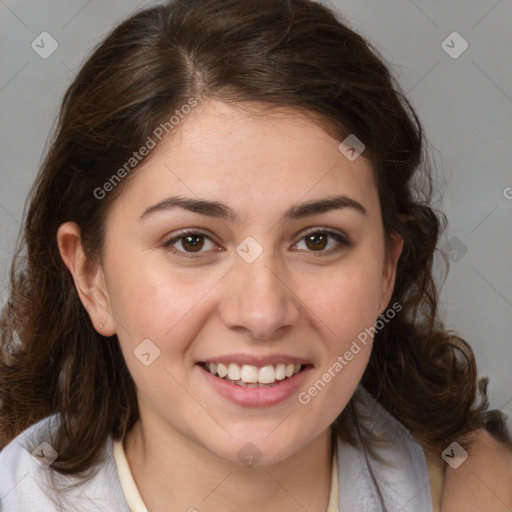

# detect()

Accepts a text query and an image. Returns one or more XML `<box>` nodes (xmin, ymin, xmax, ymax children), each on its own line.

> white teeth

<box><xmin>240</xmin><ymin>365</ymin><xmax>258</xmax><ymax>383</ymax></box>
<box><xmin>275</xmin><ymin>363</ymin><xmax>286</xmax><ymax>380</ymax></box>
<box><xmin>258</xmin><ymin>365</ymin><xmax>275</xmax><ymax>384</ymax></box>
<box><xmin>217</xmin><ymin>363</ymin><xmax>228</xmax><ymax>378</ymax></box>
<box><xmin>227</xmin><ymin>363</ymin><xmax>240</xmax><ymax>381</ymax></box>
<box><xmin>204</xmin><ymin>361</ymin><xmax>304</xmax><ymax>385</ymax></box>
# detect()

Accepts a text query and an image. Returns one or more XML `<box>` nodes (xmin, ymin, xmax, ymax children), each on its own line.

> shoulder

<box><xmin>441</xmin><ymin>428</ymin><xmax>512</xmax><ymax>512</ymax></box>
<box><xmin>0</xmin><ymin>414</ymin><xmax>61</xmax><ymax>511</ymax></box>
<box><xmin>0</xmin><ymin>415</ymin><xmax>128</xmax><ymax>512</ymax></box>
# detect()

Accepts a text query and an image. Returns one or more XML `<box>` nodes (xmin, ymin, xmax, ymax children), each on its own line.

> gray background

<box><xmin>1</xmin><ymin>1</ymin><xmax>511</xmax><ymax>423</ymax></box>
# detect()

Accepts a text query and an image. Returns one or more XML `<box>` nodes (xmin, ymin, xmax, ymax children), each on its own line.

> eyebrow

<box><xmin>138</xmin><ymin>195</ymin><xmax>367</xmax><ymax>223</ymax></box>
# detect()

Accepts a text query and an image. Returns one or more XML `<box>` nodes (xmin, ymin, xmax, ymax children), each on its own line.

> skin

<box><xmin>57</xmin><ymin>100</ymin><xmax>403</xmax><ymax>512</ymax></box>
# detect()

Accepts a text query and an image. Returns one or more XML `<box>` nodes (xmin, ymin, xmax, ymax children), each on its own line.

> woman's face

<box><xmin>72</xmin><ymin>100</ymin><xmax>402</xmax><ymax>465</ymax></box>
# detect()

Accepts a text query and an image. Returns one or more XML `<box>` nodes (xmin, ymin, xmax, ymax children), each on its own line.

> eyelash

<box><xmin>162</xmin><ymin>228</ymin><xmax>351</xmax><ymax>259</ymax></box>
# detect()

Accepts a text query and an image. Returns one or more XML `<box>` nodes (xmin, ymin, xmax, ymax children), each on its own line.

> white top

<box><xmin>0</xmin><ymin>385</ymin><xmax>433</xmax><ymax>511</ymax></box>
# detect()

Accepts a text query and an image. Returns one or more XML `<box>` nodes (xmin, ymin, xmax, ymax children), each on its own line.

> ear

<box><xmin>56</xmin><ymin>222</ymin><xmax>116</xmax><ymax>336</ymax></box>
<box><xmin>377</xmin><ymin>232</ymin><xmax>404</xmax><ymax>315</ymax></box>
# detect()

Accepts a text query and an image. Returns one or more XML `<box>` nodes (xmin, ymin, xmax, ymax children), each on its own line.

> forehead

<box><xmin>110</xmin><ymin>100</ymin><xmax>379</xmax><ymax>223</ymax></box>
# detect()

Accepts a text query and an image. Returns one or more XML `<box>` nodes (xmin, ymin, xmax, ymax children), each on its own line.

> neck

<box><xmin>123</xmin><ymin>418</ymin><xmax>334</xmax><ymax>512</ymax></box>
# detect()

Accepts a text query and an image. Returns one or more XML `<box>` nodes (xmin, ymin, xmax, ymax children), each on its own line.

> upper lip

<box><xmin>199</xmin><ymin>354</ymin><xmax>311</xmax><ymax>366</ymax></box>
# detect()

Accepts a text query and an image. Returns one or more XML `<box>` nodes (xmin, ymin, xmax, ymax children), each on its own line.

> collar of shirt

<box><xmin>113</xmin><ymin>437</ymin><xmax>340</xmax><ymax>512</ymax></box>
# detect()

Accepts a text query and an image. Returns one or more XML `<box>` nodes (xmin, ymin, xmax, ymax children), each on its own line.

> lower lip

<box><xmin>196</xmin><ymin>363</ymin><xmax>313</xmax><ymax>407</ymax></box>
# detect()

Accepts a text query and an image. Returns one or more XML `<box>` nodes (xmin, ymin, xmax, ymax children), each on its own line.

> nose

<box><xmin>219</xmin><ymin>250</ymin><xmax>301</xmax><ymax>340</ymax></box>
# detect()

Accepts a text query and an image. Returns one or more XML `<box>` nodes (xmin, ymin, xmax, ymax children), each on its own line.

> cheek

<box><xmin>296</xmin><ymin>267</ymin><xmax>381</xmax><ymax>424</ymax></box>
<box><xmin>106</xmin><ymin>260</ymin><xmax>226</xmax><ymax>397</ymax></box>
<box><xmin>107</xmin><ymin>266</ymin><xmax>200</xmax><ymax>408</ymax></box>
<box><xmin>306</xmin><ymin>261</ymin><xmax>383</xmax><ymax>343</ymax></box>
<box><xmin>107</xmin><ymin>257</ymin><xmax>214</xmax><ymax>340</ymax></box>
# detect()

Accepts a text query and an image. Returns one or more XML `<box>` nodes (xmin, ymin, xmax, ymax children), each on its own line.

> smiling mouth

<box><xmin>198</xmin><ymin>362</ymin><xmax>311</xmax><ymax>387</ymax></box>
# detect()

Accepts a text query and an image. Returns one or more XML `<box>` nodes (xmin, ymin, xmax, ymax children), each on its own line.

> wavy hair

<box><xmin>1</xmin><ymin>0</ymin><xmax>509</xmax><ymax>481</ymax></box>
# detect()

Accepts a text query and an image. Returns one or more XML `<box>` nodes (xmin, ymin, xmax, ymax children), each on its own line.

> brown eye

<box><xmin>180</xmin><ymin>233</ymin><xmax>205</xmax><ymax>252</ymax></box>
<box><xmin>305</xmin><ymin>232</ymin><xmax>328</xmax><ymax>251</ymax></box>
<box><xmin>294</xmin><ymin>229</ymin><xmax>351</xmax><ymax>255</ymax></box>
<box><xmin>163</xmin><ymin>230</ymin><xmax>220</xmax><ymax>257</ymax></box>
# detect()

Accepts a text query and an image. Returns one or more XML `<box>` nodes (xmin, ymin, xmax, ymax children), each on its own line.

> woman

<box><xmin>1</xmin><ymin>0</ymin><xmax>511</xmax><ymax>510</ymax></box>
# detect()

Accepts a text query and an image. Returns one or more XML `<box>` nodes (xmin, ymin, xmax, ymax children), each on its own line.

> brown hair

<box><xmin>1</xmin><ymin>0</ymin><xmax>509</xmax><ymax>479</ymax></box>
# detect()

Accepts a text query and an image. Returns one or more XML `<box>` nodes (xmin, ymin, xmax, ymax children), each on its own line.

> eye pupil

<box><xmin>305</xmin><ymin>233</ymin><xmax>327</xmax><ymax>251</ymax></box>
<box><xmin>182</xmin><ymin>234</ymin><xmax>204</xmax><ymax>252</ymax></box>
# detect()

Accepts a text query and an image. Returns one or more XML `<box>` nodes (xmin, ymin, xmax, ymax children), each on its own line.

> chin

<box><xmin>200</xmin><ymin>429</ymin><xmax>310</xmax><ymax>468</ymax></box>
